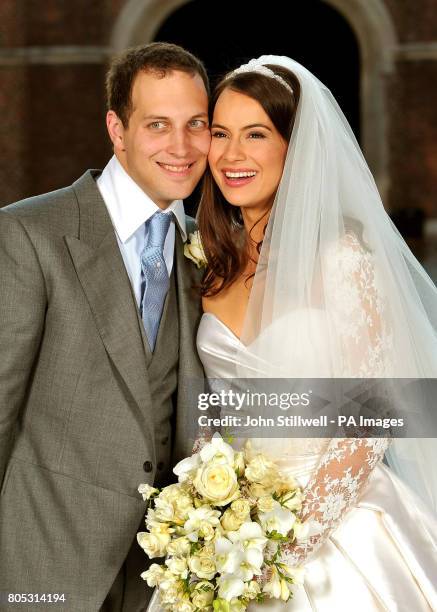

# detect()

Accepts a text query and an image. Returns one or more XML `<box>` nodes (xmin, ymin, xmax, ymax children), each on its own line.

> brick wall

<box><xmin>0</xmin><ymin>0</ymin><xmax>436</xmax><ymax>219</ymax></box>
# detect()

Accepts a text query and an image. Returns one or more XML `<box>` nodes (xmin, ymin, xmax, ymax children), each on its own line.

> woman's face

<box><xmin>208</xmin><ymin>88</ymin><xmax>288</xmax><ymax>215</ymax></box>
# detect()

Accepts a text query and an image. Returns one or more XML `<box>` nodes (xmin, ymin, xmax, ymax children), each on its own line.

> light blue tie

<box><xmin>140</xmin><ymin>211</ymin><xmax>171</xmax><ymax>351</ymax></box>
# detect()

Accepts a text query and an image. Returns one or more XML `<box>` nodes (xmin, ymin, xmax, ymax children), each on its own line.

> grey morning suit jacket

<box><xmin>0</xmin><ymin>170</ymin><xmax>204</xmax><ymax>610</ymax></box>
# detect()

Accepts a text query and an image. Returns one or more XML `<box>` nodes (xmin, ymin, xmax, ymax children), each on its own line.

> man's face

<box><xmin>108</xmin><ymin>70</ymin><xmax>210</xmax><ymax>209</ymax></box>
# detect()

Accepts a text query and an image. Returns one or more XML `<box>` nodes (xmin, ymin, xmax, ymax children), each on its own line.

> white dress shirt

<box><xmin>97</xmin><ymin>155</ymin><xmax>187</xmax><ymax>307</ymax></box>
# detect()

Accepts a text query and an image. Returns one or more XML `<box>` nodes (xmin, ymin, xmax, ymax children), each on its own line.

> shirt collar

<box><xmin>97</xmin><ymin>155</ymin><xmax>187</xmax><ymax>243</ymax></box>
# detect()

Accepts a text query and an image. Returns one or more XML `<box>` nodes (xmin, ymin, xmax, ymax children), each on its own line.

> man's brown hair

<box><xmin>106</xmin><ymin>41</ymin><xmax>209</xmax><ymax>127</ymax></box>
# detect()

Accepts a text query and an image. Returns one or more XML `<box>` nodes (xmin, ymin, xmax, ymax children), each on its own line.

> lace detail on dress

<box><xmin>281</xmin><ymin>233</ymin><xmax>393</xmax><ymax>566</ymax></box>
<box><xmin>325</xmin><ymin>232</ymin><xmax>394</xmax><ymax>377</ymax></box>
<box><xmin>282</xmin><ymin>437</ymin><xmax>390</xmax><ymax>566</ymax></box>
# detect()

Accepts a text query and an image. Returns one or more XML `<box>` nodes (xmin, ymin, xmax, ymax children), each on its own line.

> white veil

<box><xmin>231</xmin><ymin>56</ymin><xmax>437</xmax><ymax>513</ymax></box>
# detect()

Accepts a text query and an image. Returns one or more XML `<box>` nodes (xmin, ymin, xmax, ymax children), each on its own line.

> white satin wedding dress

<box><xmin>196</xmin><ymin>309</ymin><xmax>437</xmax><ymax>611</ymax></box>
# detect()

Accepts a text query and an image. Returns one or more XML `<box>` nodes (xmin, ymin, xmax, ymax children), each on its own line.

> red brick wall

<box><xmin>0</xmin><ymin>0</ymin><xmax>436</xmax><ymax>218</ymax></box>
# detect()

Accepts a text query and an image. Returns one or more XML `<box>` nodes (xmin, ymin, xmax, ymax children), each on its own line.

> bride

<box><xmin>193</xmin><ymin>56</ymin><xmax>437</xmax><ymax>610</ymax></box>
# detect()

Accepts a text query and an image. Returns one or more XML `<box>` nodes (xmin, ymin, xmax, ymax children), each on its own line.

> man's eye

<box><xmin>149</xmin><ymin>121</ymin><xmax>166</xmax><ymax>129</ymax></box>
<box><xmin>190</xmin><ymin>119</ymin><xmax>207</xmax><ymax>129</ymax></box>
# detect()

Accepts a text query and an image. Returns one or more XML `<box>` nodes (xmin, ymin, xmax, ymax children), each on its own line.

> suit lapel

<box><xmin>65</xmin><ymin>171</ymin><xmax>151</xmax><ymax>412</ymax></box>
<box><xmin>174</xmin><ymin>227</ymin><xmax>205</xmax><ymax>459</ymax></box>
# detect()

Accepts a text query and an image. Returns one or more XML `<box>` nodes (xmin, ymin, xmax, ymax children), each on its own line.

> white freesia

<box><xmin>263</xmin><ymin>568</ymin><xmax>281</xmax><ymax>599</ymax></box>
<box><xmin>137</xmin><ymin>531</ymin><xmax>169</xmax><ymax>558</ymax></box>
<box><xmin>200</xmin><ymin>435</ymin><xmax>235</xmax><ymax>465</ymax></box>
<box><xmin>228</xmin><ymin>521</ymin><xmax>268</xmax><ymax>552</ymax></box>
<box><xmin>215</xmin><ymin>537</ymin><xmax>244</xmax><ymax>574</ymax></box>
<box><xmin>140</xmin><ymin>563</ymin><xmax>165</xmax><ymax>586</ymax></box>
<box><xmin>152</xmin><ymin>484</ymin><xmax>194</xmax><ymax>524</ymax></box>
<box><xmin>280</xmin><ymin>564</ymin><xmax>305</xmax><ymax>585</ymax></box>
<box><xmin>281</xmin><ymin>488</ymin><xmax>304</xmax><ymax>511</ymax></box>
<box><xmin>258</xmin><ymin>501</ymin><xmax>296</xmax><ymax>536</ymax></box>
<box><xmin>173</xmin><ymin>599</ymin><xmax>195</xmax><ymax>612</ymax></box>
<box><xmin>165</xmin><ymin>556</ymin><xmax>188</xmax><ymax>578</ymax></box>
<box><xmin>167</xmin><ymin>536</ymin><xmax>191</xmax><ymax>556</ymax></box>
<box><xmin>217</xmin><ymin>574</ymin><xmax>245</xmax><ymax>601</ymax></box>
<box><xmin>245</xmin><ymin>455</ymin><xmax>279</xmax><ymax>486</ymax></box>
<box><xmin>160</xmin><ymin>574</ymin><xmax>184</xmax><ymax>605</ymax></box>
<box><xmin>243</xmin><ymin>579</ymin><xmax>261</xmax><ymax>600</ymax></box>
<box><xmin>173</xmin><ymin>453</ymin><xmax>201</xmax><ymax>482</ymax></box>
<box><xmin>138</xmin><ymin>483</ymin><xmax>159</xmax><ymax>501</ymax></box>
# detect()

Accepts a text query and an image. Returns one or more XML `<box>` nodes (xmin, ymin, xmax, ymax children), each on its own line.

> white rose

<box><xmin>198</xmin><ymin>520</ymin><xmax>216</xmax><ymax>541</ymax></box>
<box><xmin>257</xmin><ymin>495</ymin><xmax>275</xmax><ymax>513</ymax></box>
<box><xmin>138</xmin><ymin>483</ymin><xmax>159</xmax><ymax>501</ymax></box>
<box><xmin>137</xmin><ymin>531</ymin><xmax>169</xmax><ymax>558</ymax></box>
<box><xmin>140</xmin><ymin>563</ymin><xmax>165</xmax><ymax>587</ymax></box>
<box><xmin>191</xmin><ymin>581</ymin><xmax>214</xmax><ymax>607</ymax></box>
<box><xmin>221</xmin><ymin>509</ymin><xmax>244</xmax><ymax>532</ymax></box>
<box><xmin>194</xmin><ymin>462</ymin><xmax>239</xmax><ymax>506</ymax></box>
<box><xmin>231</xmin><ymin>498</ymin><xmax>251</xmax><ymax>520</ymax></box>
<box><xmin>184</xmin><ymin>231</ymin><xmax>207</xmax><ymax>268</ymax></box>
<box><xmin>188</xmin><ymin>554</ymin><xmax>216</xmax><ymax>580</ymax></box>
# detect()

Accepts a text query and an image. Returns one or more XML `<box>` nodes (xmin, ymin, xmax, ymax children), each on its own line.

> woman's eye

<box><xmin>248</xmin><ymin>132</ymin><xmax>266</xmax><ymax>139</ymax></box>
<box><xmin>211</xmin><ymin>131</ymin><xmax>227</xmax><ymax>138</ymax></box>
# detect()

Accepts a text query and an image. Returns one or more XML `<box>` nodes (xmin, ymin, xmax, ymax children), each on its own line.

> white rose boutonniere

<box><xmin>184</xmin><ymin>230</ymin><xmax>207</xmax><ymax>268</ymax></box>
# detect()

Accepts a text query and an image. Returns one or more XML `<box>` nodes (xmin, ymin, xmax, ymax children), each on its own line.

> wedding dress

<box><xmin>196</xmin><ymin>232</ymin><xmax>437</xmax><ymax>611</ymax></box>
<box><xmin>197</xmin><ymin>311</ymin><xmax>437</xmax><ymax>611</ymax></box>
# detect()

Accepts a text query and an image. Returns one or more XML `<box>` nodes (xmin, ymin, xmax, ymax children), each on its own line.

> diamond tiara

<box><xmin>229</xmin><ymin>62</ymin><xmax>294</xmax><ymax>95</ymax></box>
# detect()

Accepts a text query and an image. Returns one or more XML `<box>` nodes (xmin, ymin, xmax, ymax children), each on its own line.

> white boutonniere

<box><xmin>184</xmin><ymin>230</ymin><xmax>207</xmax><ymax>268</ymax></box>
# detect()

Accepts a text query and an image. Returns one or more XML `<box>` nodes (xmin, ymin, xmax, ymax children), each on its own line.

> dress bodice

<box><xmin>196</xmin><ymin>312</ymin><xmax>329</xmax><ymax>485</ymax></box>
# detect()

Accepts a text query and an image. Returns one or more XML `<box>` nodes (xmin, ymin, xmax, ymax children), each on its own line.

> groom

<box><xmin>0</xmin><ymin>43</ymin><xmax>209</xmax><ymax>611</ymax></box>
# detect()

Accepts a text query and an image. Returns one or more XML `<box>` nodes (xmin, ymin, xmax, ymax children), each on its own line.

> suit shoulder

<box><xmin>0</xmin><ymin>170</ymin><xmax>100</xmax><ymax>235</ymax></box>
<box><xmin>2</xmin><ymin>183</ymin><xmax>77</xmax><ymax>220</ymax></box>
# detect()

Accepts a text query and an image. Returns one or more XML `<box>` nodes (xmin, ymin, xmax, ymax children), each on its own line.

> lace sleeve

<box><xmin>283</xmin><ymin>233</ymin><xmax>393</xmax><ymax>566</ymax></box>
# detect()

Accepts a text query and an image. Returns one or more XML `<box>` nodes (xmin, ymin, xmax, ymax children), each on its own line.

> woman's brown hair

<box><xmin>198</xmin><ymin>65</ymin><xmax>301</xmax><ymax>297</ymax></box>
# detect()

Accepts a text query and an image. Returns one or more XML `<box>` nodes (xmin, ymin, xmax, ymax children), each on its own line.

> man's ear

<box><xmin>106</xmin><ymin>110</ymin><xmax>126</xmax><ymax>152</ymax></box>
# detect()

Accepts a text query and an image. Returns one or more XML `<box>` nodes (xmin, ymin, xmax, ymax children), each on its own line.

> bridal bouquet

<box><xmin>137</xmin><ymin>436</ymin><xmax>305</xmax><ymax>611</ymax></box>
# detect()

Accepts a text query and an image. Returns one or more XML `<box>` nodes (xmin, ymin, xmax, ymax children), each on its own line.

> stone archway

<box><xmin>110</xmin><ymin>0</ymin><xmax>398</xmax><ymax>199</ymax></box>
